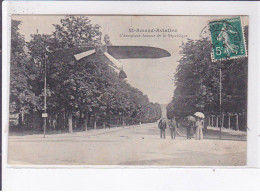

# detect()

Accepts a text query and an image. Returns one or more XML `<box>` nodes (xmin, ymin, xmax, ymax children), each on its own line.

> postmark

<box><xmin>209</xmin><ymin>17</ymin><xmax>247</xmax><ymax>62</ymax></box>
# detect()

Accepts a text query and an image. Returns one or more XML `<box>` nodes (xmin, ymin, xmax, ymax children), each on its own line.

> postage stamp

<box><xmin>209</xmin><ymin>17</ymin><xmax>247</xmax><ymax>62</ymax></box>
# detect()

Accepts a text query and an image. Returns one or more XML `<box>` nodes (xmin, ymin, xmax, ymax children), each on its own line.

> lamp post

<box><xmin>219</xmin><ymin>68</ymin><xmax>222</xmax><ymax>132</ymax></box>
<box><xmin>43</xmin><ymin>54</ymin><xmax>47</xmax><ymax>138</ymax></box>
<box><xmin>33</xmin><ymin>56</ymin><xmax>47</xmax><ymax>138</ymax></box>
<box><xmin>42</xmin><ymin>46</ymin><xmax>53</xmax><ymax>137</ymax></box>
<box><xmin>35</xmin><ymin>50</ymin><xmax>50</xmax><ymax>138</ymax></box>
<box><xmin>211</xmin><ymin>66</ymin><xmax>223</xmax><ymax>132</ymax></box>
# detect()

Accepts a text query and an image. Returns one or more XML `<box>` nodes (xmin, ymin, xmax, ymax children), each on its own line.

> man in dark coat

<box><xmin>158</xmin><ymin>118</ymin><xmax>167</xmax><ymax>139</ymax></box>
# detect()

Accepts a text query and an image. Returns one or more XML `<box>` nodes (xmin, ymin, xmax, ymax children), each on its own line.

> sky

<box><xmin>12</xmin><ymin>15</ymin><xmax>248</xmax><ymax>104</ymax></box>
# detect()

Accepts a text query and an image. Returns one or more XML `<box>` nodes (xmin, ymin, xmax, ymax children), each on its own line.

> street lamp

<box><xmin>42</xmin><ymin>54</ymin><xmax>47</xmax><ymax>138</ymax></box>
<box><xmin>34</xmin><ymin>49</ymin><xmax>50</xmax><ymax>138</ymax></box>
<box><xmin>219</xmin><ymin>68</ymin><xmax>222</xmax><ymax>132</ymax></box>
<box><xmin>208</xmin><ymin>65</ymin><xmax>223</xmax><ymax>132</ymax></box>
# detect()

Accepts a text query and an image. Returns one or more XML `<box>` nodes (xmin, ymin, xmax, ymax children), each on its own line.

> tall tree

<box><xmin>53</xmin><ymin>16</ymin><xmax>102</xmax><ymax>48</ymax></box>
<box><xmin>167</xmin><ymin>26</ymin><xmax>248</xmax><ymax>128</ymax></box>
<box><xmin>10</xmin><ymin>20</ymin><xmax>39</xmax><ymax>115</ymax></box>
<box><xmin>13</xmin><ymin>16</ymin><xmax>162</xmax><ymax>132</ymax></box>
<box><xmin>46</xmin><ymin>16</ymin><xmax>105</xmax><ymax>132</ymax></box>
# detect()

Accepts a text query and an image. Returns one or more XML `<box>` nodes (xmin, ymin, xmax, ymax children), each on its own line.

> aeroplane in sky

<box><xmin>48</xmin><ymin>44</ymin><xmax>171</xmax><ymax>79</ymax></box>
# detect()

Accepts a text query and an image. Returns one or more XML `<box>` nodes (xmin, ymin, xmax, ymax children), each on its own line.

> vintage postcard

<box><xmin>8</xmin><ymin>15</ymin><xmax>248</xmax><ymax>166</ymax></box>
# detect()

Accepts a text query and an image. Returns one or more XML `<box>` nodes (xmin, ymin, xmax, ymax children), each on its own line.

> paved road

<box><xmin>8</xmin><ymin>122</ymin><xmax>246</xmax><ymax>166</ymax></box>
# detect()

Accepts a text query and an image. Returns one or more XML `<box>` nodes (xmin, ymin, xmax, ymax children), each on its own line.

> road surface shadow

<box><xmin>176</xmin><ymin>127</ymin><xmax>246</xmax><ymax>141</ymax></box>
<box><xmin>8</xmin><ymin>139</ymin><xmax>117</xmax><ymax>143</ymax></box>
<box><xmin>119</xmin><ymin>150</ymin><xmax>246</xmax><ymax>166</ymax></box>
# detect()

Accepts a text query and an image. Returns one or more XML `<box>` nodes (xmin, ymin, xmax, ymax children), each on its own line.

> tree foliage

<box><xmin>53</xmin><ymin>16</ymin><xmax>102</xmax><ymax>48</ymax></box>
<box><xmin>167</xmin><ymin>27</ymin><xmax>248</xmax><ymax>120</ymax></box>
<box><xmin>10</xmin><ymin>16</ymin><xmax>161</xmax><ymax>131</ymax></box>
<box><xmin>10</xmin><ymin>20</ymin><xmax>40</xmax><ymax>114</ymax></box>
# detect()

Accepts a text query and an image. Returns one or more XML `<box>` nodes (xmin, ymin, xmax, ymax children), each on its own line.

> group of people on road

<box><xmin>158</xmin><ymin>112</ymin><xmax>204</xmax><ymax>140</ymax></box>
<box><xmin>158</xmin><ymin>117</ymin><xmax>177</xmax><ymax>139</ymax></box>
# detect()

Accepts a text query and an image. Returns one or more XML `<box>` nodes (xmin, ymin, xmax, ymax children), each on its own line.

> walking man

<box><xmin>168</xmin><ymin>117</ymin><xmax>177</xmax><ymax>139</ymax></box>
<box><xmin>158</xmin><ymin>117</ymin><xmax>167</xmax><ymax>139</ymax></box>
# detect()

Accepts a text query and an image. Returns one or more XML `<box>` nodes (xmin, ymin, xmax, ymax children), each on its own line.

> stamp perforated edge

<box><xmin>208</xmin><ymin>16</ymin><xmax>248</xmax><ymax>62</ymax></box>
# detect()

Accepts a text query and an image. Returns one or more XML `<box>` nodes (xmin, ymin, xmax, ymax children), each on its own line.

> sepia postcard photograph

<box><xmin>7</xmin><ymin>15</ymin><xmax>248</xmax><ymax>166</ymax></box>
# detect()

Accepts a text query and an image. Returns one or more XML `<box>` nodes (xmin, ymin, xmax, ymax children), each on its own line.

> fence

<box><xmin>207</xmin><ymin>113</ymin><xmax>247</xmax><ymax>131</ymax></box>
<box><xmin>9</xmin><ymin>112</ymin><xmax>159</xmax><ymax>132</ymax></box>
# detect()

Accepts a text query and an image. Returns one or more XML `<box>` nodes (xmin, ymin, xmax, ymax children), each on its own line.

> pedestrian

<box><xmin>158</xmin><ymin>117</ymin><xmax>167</xmax><ymax>139</ymax></box>
<box><xmin>195</xmin><ymin>117</ymin><xmax>204</xmax><ymax>140</ymax></box>
<box><xmin>168</xmin><ymin>117</ymin><xmax>177</xmax><ymax>139</ymax></box>
<box><xmin>186</xmin><ymin>120</ymin><xmax>193</xmax><ymax>139</ymax></box>
<box><xmin>184</xmin><ymin>116</ymin><xmax>196</xmax><ymax>139</ymax></box>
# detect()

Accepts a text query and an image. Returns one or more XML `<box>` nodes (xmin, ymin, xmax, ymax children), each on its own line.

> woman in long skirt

<box><xmin>195</xmin><ymin>118</ymin><xmax>204</xmax><ymax>140</ymax></box>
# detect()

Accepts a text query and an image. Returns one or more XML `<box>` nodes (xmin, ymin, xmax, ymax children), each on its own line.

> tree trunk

<box><xmin>94</xmin><ymin>113</ymin><xmax>97</xmax><ymax>129</ymax></box>
<box><xmin>87</xmin><ymin>113</ymin><xmax>91</xmax><ymax>127</ymax></box>
<box><xmin>57</xmin><ymin>112</ymin><xmax>64</xmax><ymax>131</ymax></box>
<box><xmin>204</xmin><ymin>115</ymin><xmax>208</xmax><ymax>131</ymax></box>
<box><xmin>49</xmin><ymin>117</ymin><xmax>52</xmax><ymax>130</ymax></box>
<box><xmin>228</xmin><ymin>115</ymin><xmax>231</xmax><ymax>129</ymax></box>
<box><xmin>73</xmin><ymin>116</ymin><xmax>77</xmax><ymax>130</ymax></box>
<box><xmin>211</xmin><ymin>116</ymin><xmax>214</xmax><ymax>127</ymax></box>
<box><xmin>32</xmin><ymin>114</ymin><xmax>35</xmax><ymax>130</ymax></box>
<box><xmin>68</xmin><ymin>112</ymin><xmax>73</xmax><ymax>133</ymax></box>
<box><xmin>18</xmin><ymin>113</ymin><xmax>24</xmax><ymax>132</ymax></box>
<box><xmin>63</xmin><ymin>112</ymin><xmax>67</xmax><ymax>130</ymax></box>
<box><xmin>83</xmin><ymin>112</ymin><xmax>88</xmax><ymax>131</ymax></box>
<box><xmin>103</xmin><ymin>121</ymin><xmax>106</xmax><ymax>129</ymax></box>
<box><xmin>122</xmin><ymin>112</ymin><xmax>125</xmax><ymax>128</ymax></box>
<box><xmin>53</xmin><ymin>118</ymin><xmax>57</xmax><ymax>131</ymax></box>
<box><xmin>216</xmin><ymin>116</ymin><xmax>218</xmax><ymax>128</ymax></box>
<box><xmin>109</xmin><ymin>115</ymin><xmax>111</xmax><ymax>129</ymax></box>
<box><xmin>222</xmin><ymin>114</ymin><xmax>224</xmax><ymax>128</ymax></box>
<box><xmin>236</xmin><ymin>114</ymin><xmax>239</xmax><ymax>131</ymax></box>
<box><xmin>57</xmin><ymin>113</ymin><xmax>61</xmax><ymax>131</ymax></box>
<box><xmin>79</xmin><ymin>111</ymin><xmax>83</xmax><ymax>130</ymax></box>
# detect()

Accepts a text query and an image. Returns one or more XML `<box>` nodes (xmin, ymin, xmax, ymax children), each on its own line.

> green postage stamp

<box><xmin>209</xmin><ymin>17</ymin><xmax>247</xmax><ymax>62</ymax></box>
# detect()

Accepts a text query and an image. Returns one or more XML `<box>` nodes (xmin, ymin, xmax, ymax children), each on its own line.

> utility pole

<box><xmin>122</xmin><ymin>109</ymin><xmax>125</xmax><ymax>128</ymax></box>
<box><xmin>43</xmin><ymin>55</ymin><xmax>47</xmax><ymax>138</ymax></box>
<box><xmin>35</xmin><ymin>29</ymin><xmax>47</xmax><ymax>138</ymax></box>
<box><xmin>219</xmin><ymin>68</ymin><xmax>222</xmax><ymax>132</ymax></box>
